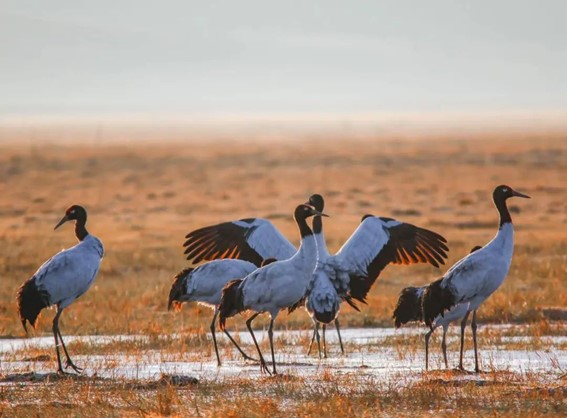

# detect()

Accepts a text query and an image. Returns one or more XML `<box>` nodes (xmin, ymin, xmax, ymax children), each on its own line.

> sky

<box><xmin>1</xmin><ymin>0</ymin><xmax>566</xmax><ymax>116</ymax></box>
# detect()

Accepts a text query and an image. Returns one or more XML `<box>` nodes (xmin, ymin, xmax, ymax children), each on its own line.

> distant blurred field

<box><xmin>0</xmin><ymin>129</ymin><xmax>565</xmax><ymax>339</ymax></box>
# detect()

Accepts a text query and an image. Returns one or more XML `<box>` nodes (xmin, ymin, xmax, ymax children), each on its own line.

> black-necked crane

<box><xmin>218</xmin><ymin>204</ymin><xmax>327</xmax><ymax>375</ymax></box>
<box><xmin>302</xmin><ymin>194</ymin><xmax>451</xmax><ymax>358</ymax></box>
<box><xmin>183</xmin><ymin>194</ymin><xmax>348</xmax><ymax>356</ymax></box>
<box><xmin>168</xmin><ymin>258</ymin><xmax>260</xmax><ymax>366</ymax></box>
<box><xmin>182</xmin><ymin>194</ymin><xmax>450</xmax><ymax>359</ymax></box>
<box><xmin>393</xmin><ymin>246</ymin><xmax>481</xmax><ymax>370</ymax></box>
<box><xmin>17</xmin><ymin>205</ymin><xmax>104</xmax><ymax>374</ymax></box>
<box><xmin>422</xmin><ymin>185</ymin><xmax>530</xmax><ymax>372</ymax></box>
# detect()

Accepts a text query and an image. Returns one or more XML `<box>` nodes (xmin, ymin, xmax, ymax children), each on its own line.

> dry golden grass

<box><xmin>0</xmin><ymin>129</ymin><xmax>566</xmax><ymax>416</ymax></box>
<box><xmin>0</xmin><ymin>368</ymin><xmax>565</xmax><ymax>417</ymax></box>
<box><xmin>1</xmin><ymin>131</ymin><xmax>565</xmax><ymax>337</ymax></box>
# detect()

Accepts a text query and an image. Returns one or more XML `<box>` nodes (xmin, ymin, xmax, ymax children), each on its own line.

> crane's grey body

<box><xmin>241</xmin><ymin>234</ymin><xmax>318</xmax><ymax>318</ymax></box>
<box><xmin>178</xmin><ymin>259</ymin><xmax>258</xmax><ymax>307</ymax></box>
<box><xmin>32</xmin><ymin>235</ymin><xmax>103</xmax><ymax>310</ymax></box>
<box><xmin>443</xmin><ymin>223</ymin><xmax>514</xmax><ymax>311</ymax></box>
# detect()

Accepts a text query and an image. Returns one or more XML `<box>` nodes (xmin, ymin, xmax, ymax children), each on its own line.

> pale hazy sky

<box><xmin>1</xmin><ymin>0</ymin><xmax>566</xmax><ymax>115</ymax></box>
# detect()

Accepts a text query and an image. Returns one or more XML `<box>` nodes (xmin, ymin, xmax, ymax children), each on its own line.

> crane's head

<box><xmin>305</xmin><ymin>194</ymin><xmax>325</xmax><ymax>212</ymax></box>
<box><xmin>54</xmin><ymin>205</ymin><xmax>87</xmax><ymax>230</ymax></box>
<box><xmin>493</xmin><ymin>185</ymin><xmax>530</xmax><ymax>202</ymax></box>
<box><xmin>294</xmin><ymin>204</ymin><xmax>328</xmax><ymax>222</ymax></box>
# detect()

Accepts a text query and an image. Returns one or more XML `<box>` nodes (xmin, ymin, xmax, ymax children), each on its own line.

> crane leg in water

<box><xmin>53</xmin><ymin>307</ymin><xmax>82</xmax><ymax>374</ymax></box>
<box><xmin>246</xmin><ymin>313</ymin><xmax>270</xmax><ymax>375</ymax></box>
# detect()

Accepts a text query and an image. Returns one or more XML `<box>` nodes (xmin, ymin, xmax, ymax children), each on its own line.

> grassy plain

<box><xmin>0</xmin><ymin>127</ymin><xmax>565</xmax><ymax>416</ymax></box>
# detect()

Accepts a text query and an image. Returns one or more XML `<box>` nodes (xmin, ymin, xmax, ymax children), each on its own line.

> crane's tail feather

<box><xmin>392</xmin><ymin>286</ymin><xmax>423</xmax><ymax>328</ymax></box>
<box><xmin>346</xmin><ymin>275</ymin><xmax>372</xmax><ymax>305</ymax></box>
<box><xmin>343</xmin><ymin>295</ymin><xmax>361</xmax><ymax>312</ymax></box>
<box><xmin>219</xmin><ymin>279</ymin><xmax>245</xmax><ymax>330</ymax></box>
<box><xmin>17</xmin><ymin>277</ymin><xmax>49</xmax><ymax>333</ymax></box>
<box><xmin>167</xmin><ymin>267</ymin><xmax>194</xmax><ymax>311</ymax></box>
<box><xmin>421</xmin><ymin>278</ymin><xmax>456</xmax><ymax>329</ymax></box>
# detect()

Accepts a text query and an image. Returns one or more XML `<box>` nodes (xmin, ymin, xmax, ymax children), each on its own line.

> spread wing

<box><xmin>183</xmin><ymin>218</ymin><xmax>297</xmax><ymax>267</ymax></box>
<box><xmin>332</xmin><ymin>216</ymin><xmax>449</xmax><ymax>302</ymax></box>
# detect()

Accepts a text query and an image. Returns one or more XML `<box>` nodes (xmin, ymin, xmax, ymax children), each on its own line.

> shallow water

<box><xmin>1</xmin><ymin>326</ymin><xmax>565</xmax><ymax>383</ymax></box>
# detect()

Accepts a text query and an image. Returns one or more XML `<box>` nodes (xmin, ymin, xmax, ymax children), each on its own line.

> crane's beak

<box><xmin>511</xmin><ymin>189</ymin><xmax>530</xmax><ymax>199</ymax></box>
<box><xmin>54</xmin><ymin>215</ymin><xmax>69</xmax><ymax>230</ymax></box>
<box><xmin>311</xmin><ymin>209</ymin><xmax>329</xmax><ymax>218</ymax></box>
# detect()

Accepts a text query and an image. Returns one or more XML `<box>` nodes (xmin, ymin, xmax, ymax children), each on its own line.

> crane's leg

<box><xmin>471</xmin><ymin>310</ymin><xmax>480</xmax><ymax>373</ymax></box>
<box><xmin>322</xmin><ymin>324</ymin><xmax>327</xmax><ymax>359</ymax></box>
<box><xmin>246</xmin><ymin>313</ymin><xmax>270</xmax><ymax>375</ymax></box>
<box><xmin>458</xmin><ymin>311</ymin><xmax>470</xmax><ymax>371</ymax></box>
<box><xmin>223</xmin><ymin>329</ymin><xmax>258</xmax><ymax>362</ymax></box>
<box><xmin>441</xmin><ymin>325</ymin><xmax>448</xmax><ymax>369</ymax></box>
<box><xmin>307</xmin><ymin>320</ymin><xmax>318</xmax><ymax>356</ymax></box>
<box><xmin>425</xmin><ymin>329</ymin><xmax>433</xmax><ymax>371</ymax></box>
<box><xmin>210</xmin><ymin>309</ymin><xmax>222</xmax><ymax>366</ymax></box>
<box><xmin>268</xmin><ymin>318</ymin><xmax>277</xmax><ymax>375</ymax></box>
<box><xmin>313</xmin><ymin>322</ymin><xmax>322</xmax><ymax>359</ymax></box>
<box><xmin>335</xmin><ymin>319</ymin><xmax>345</xmax><ymax>355</ymax></box>
<box><xmin>52</xmin><ymin>309</ymin><xmax>64</xmax><ymax>374</ymax></box>
<box><xmin>54</xmin><ymin>308</ymin><xmax>82</xmax><ymax>374</ymax></box>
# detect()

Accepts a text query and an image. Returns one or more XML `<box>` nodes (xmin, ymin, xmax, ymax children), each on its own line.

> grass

<box><xmin>0</xmin><ymin>129</ymin><xmax>566</xmax><ymax>415</ymax></box>
<box><xmin>0</xmin><ymin>369</ymin><xmax>565</xmax><ymax>417</ymax></box>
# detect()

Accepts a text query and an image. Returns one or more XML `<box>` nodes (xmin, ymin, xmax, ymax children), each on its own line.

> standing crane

<box><xmin>393</xmin><ymin>246</ymin><xmax>481</xmax><ymax>370</ymax></box>
<box><xmin>422</xmin><ymin>185</ymin><xmax>530</xmax><ymax>372</ymax></box>
<box><xmin>218</xmin><ymin>204</ymin><xmax>327</xmax><ymax>375</ymax></box>
<box><xmin>17</xmin><ymin>205</ymin><xmax>104</xmax><ymax>374</ymax></box>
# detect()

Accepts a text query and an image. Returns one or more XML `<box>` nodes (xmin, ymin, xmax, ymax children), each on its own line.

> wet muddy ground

<box><xmin>1</xmin><ymin>326</ymin><xmax>565</xmax><ymax>384</ymax></box>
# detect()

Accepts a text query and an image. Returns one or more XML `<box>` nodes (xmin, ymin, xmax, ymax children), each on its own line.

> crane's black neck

<box><xmin>74</xmin><ymin>216</ymin><xmax>89</xmax><ymax>241</ymax></box>
<box><xmin>296</xmin><ymin>215</ymin><xmax>314</xmax><ymax>238</ymax></box>
<box><xmin>494</xmin><ymin>192</ymin><xmax>512</xmax><ymax>228</ymax></box>
<box><xmin>312</xmin><ymin>215</ymin><xmax>322</xmax><ymax>235</ymax></box>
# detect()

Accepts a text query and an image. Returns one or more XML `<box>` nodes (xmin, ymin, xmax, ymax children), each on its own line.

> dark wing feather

<box><xmin>335</xmin><ymin>217</ymin><xmax>449</xmax><ymax>304</ymax></box>
<box><xmin>342</xmin><ymin>294</ymin><xmax>361</xmax><ymax>312</ymax></box>
<box><xmin>183</xmin><ymin>221</ymin><xmax>264</xmax><ymax>267</ymax></box>
<box><xmin>287</xmin><ymin>296</ymin><xmax>306</xmax><ymax>314</ymax></box>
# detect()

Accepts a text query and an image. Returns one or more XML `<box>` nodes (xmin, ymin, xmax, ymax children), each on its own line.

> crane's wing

<box><xmin>183</xmin><ymin>218</ymin><xmax>297</xmax><ymax>266</ymax></box>
<box><xmin>332</xmin><ymin>216</ymin><xmax>449</xmax><ymax>302</ymax></box>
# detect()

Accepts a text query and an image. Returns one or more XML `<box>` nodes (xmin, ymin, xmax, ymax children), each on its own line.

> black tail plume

<box><xmin>167</xmin><ymin>268</ymin><xmax>194</xmax><ymax>311</ymax></box>
<box><xmin>421</xmin><ymin>278</ymin><xmax>456</xmax><ymax>329</ymax></box>
<box><xmin>343</xmin><ymin>295</ymin><xmax>361</xmax><ymax>312</ymax></box>
<box><xmin>392</xmin><ymin>287</ymin><xmax>423</xmax><ymax>328</ymax></box>
<box><xmin>17</xmin><ymin>277</ymin><xmax>49</xmax><ymax>333</ymax></box>
<box><xmin>219</xmin><ymin>279</ymin><xmax>245</xmax><ymax>330</ymax></box>
<box><xmin>347</xmin><ymin>275</ymin><xmax>372</xmax><ymax>305</ymax></box>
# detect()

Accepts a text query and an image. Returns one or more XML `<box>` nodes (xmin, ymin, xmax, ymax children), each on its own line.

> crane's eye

<box><xmin>502</xmin><ymin>188</ymin><xmax>508</xmax><ymax>193</ymax></box>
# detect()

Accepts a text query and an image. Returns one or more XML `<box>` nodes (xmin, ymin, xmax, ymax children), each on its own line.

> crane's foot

<box><xmin>241</xmin><ymin>353</ymin><xmax>259</xmax><ymax>362</ymax></box>
<box><xmin>64</xmin><ymin>359</ymin><xmax>83</xmax><ymax>374</ymax></box>
<box><xmin>259</xmin><ymin>360</ymin><xmax>272</xmax><ymax>376</ymax></box>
